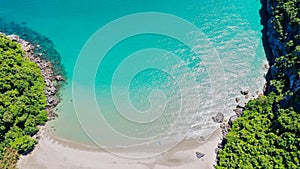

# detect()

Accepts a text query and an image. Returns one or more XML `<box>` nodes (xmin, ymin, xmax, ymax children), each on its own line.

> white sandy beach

<box><xmin>17</xmin><ymin>127</ymin><xmax>222</xmax><ymax>169</ymax></box>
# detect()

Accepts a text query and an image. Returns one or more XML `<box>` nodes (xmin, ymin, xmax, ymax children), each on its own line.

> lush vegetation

<box><xmin>217</xmin><ymin>0</ymin><xmax>300</xmax><ymax>168</ymax></box>
<box><xmin>217</xmin><ymin>94</ymin><xmax>299</xmax><ymax>168</ymax></box>
<box><xmin>0</xmin><ymin>35</ymin><xmax>48</xmax><ymax>168</ymax></box>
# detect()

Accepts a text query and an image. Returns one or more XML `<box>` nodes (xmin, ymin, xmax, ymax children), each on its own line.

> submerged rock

<box><xmin>55</xmin><ymin>75</ymin><xmax>63</xmax><ymax>81</ymax></box>
<box><xmin>212</xmin><ymin>112</ymin><xmax>224</xmax><ymax>123</ymax></box>
<box><xmin>53</xmin><ymin>99</ymin><xmax>60</xmax><ymax>106</ymax></box>
<box><xmin>240</xmin><ymin>90</ymin><xmax>249</xmax><ymax>95</ymax></box>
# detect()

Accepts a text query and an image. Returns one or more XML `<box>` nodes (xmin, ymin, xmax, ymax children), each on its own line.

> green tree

<box><xmin>0</xmin><ymin>35</ymin><xmax>48</xmax><ymax>168</ymax></box>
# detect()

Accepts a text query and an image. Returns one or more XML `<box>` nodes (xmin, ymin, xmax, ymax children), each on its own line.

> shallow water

<box><xmin>0</xmin><ymin>0</ymin><xmax>266</xmax><ymax>149</ymax></box>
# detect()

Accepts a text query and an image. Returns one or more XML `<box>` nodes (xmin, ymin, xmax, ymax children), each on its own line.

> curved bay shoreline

<box><xmin>18</xmin><ymin>125</ymin><xmax>223</xmax><ymax>169</ymax></box>
<box><xmin>2</xmin><ymin>31</ymin><xmax>225</xmax><ymax>168</ymax></box>
<box><xmin>0</xmin><ymin>26</ymin><xmax>228</xmax><ymax>168</ymax></box>
<box><xmin>2</xmin><ymin>1</ymin><xmax>273</xmax><ymax>168</ymax></box>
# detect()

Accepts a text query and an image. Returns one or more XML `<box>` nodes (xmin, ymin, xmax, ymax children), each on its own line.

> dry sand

<box><xmin>17</xmin><ymin>127</ymin><xmax>222</xmax><ymax>169</ymax></box>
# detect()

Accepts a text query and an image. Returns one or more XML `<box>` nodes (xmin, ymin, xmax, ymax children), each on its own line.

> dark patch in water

<box><xmin>0</xmin><ymin>18</ymin><xmax>66</xmax><ymax>84</ymax></box>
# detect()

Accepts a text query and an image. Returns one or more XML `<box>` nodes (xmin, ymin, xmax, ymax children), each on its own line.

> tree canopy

<box><xmin>217</xmin><ymin>93</ymin><xmax>300</xmax><ymax>168</ymax></box>
<box><xmin>0</xmin><ymin>34</ymin><xmax>48</xmax><ymax>168</ymax></box>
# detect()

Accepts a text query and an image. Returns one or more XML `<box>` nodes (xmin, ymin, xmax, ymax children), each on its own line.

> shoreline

<box><xmin>18</xmin><ymin>125</ymin><xmax>223</xmax><ymax>169</ymax></box>
<box><xmin>2</xmin><ymin>32</ymin><xmax>64</xmax><ymax>121</ymax></box>
<box><xmin>37</xmin><ymin>124</ymin><xmax>223</xmax><ymax>153</ymax></box>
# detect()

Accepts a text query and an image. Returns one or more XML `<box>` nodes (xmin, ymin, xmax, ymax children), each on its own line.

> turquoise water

<box><xmin>0</xmin><ymin>0</ymin><xmax>266</xmax><ymax>148</ymax></box>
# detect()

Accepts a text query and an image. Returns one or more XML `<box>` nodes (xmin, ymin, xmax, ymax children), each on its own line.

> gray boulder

<box><xmin>233</xmin><ymin>108</ymin><xmax>243</xmax><ymax>116</ymax></box>
<box><xmin>240</xmin><ymin>90</ymin><xmax>249</xmax><ymax>95</ymax></box>
<box><xmin>196</xmin><ymin>152</ymin><xmax>205</xmax><ymax>159</ymax></box>
<box><xmin>236</xmin><ymin>102</ymin><xmax>246</xmax><ymax>109</ymax></box>
<box><xmin>55</xmin><ymin>75</ymin><xmax>63</xmax><ymax>81</ymax></box>
<box><xmin>212</xmin><ymin>112</ymin><xmax>224</xmax><ymax>123</ymax></box>
<box><xmin>229</xmin><ymin>115</ymin><xmax>238</xmax><ymax>126</ymax></box>
<box><xmin>7</xmin><ymin>34</ymin><xmax>19</xmax><ymax>41</ymax></box>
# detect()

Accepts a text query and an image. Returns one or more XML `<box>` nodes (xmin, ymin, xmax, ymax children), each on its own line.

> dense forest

<box><xmin>0</xmin><ymin>35</ymin><xmax>48</xmax><ymax>168</ymax></box>
<box><xmin>217</xmin><ymin>0</ymin><xmax>300</xmax><ymax>168</ymax></box>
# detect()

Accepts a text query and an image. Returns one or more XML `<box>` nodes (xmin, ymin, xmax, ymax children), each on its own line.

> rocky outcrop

<box><xmin>216</xmin><ymin>90</ymin><xmax>261</xmax><ymax>156</ymax></box>
<box><xmin>264</xmin><ymin>0</ymin><xmax>300</xmax><ymax>111</ymax></box>
<box><xmin>5</xmin><ymin>33</ymin><xmax>64</xmax><ymax>120</ymax></box>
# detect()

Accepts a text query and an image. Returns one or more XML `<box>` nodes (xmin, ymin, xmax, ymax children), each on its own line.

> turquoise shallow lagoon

<box><xmin>0</xmin><ymin>0</ymin><xmax>266</xmax><ymax>147</ymax></box>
